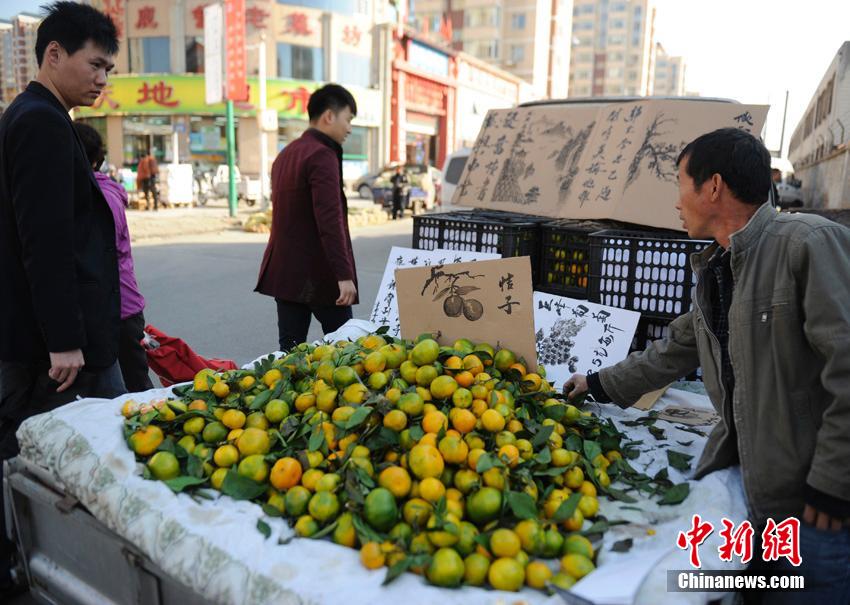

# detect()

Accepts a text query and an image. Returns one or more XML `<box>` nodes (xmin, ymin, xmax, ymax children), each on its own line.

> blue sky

<box><xmin>0</xmin><ymin>0</ymin><xmax>46</xmax><ymax>19</ymax></box>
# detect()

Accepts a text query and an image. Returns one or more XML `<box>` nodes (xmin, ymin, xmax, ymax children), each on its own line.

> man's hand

<box><xmin>336</xmin><ymin>280</ymin><xmax>357</xmax><ymax>306</ymax></box>
<box><xmin>563</xmin><ymin>373</ymin><xmax>589</xmax><ymax>401</ymax></box>
<box><xmin>48</xmin><ymin>349</ymin><xmax>85</xmax><ymax>393</ymax></box>
<box><xmin>803</xmin><ymin>504</ymin><xmax>847</xmax><ymax>531</ymax></box>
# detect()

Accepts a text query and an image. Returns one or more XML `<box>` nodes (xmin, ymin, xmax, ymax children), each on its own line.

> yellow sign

<box><xmin>77</xmin><ymin>75</ymin><xmax>319</xmax><ymax>118</ymax></box>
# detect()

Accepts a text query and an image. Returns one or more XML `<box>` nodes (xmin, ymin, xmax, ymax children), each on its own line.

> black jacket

<box><xmin>0</xmin><ymin>82</ymin><xmax>120</xmax><ymax>368</ymax></box>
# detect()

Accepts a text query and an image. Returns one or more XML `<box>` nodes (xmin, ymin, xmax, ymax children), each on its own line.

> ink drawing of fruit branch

<box><xmin>421</xmin><ymin>267</ymin><xmax>486</xmax><ymax>321</ymax></box>
<box><xmin>550</xmin><ymin>122</ymin><xmax>594</xmax><ymax>203</ymax></box>
<box><xmin>624</xmin><ymin>113</ymin><xmax>683</xmax><ymax>190</ymax></box>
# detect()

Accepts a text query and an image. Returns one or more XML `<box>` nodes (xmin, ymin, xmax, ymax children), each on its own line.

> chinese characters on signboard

<box><xmin>224</xmin><ymin>0</ymin><xmax>248</xmax><ymax>102</ymax></box>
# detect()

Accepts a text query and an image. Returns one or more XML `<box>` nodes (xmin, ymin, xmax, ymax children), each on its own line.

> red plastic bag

<box><xmin>142</xmin><ymin>324</ymin><xmax>238</xmax><ymax>387</ymax></box>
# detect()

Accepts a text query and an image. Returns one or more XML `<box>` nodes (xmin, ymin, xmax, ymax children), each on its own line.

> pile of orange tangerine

<box><xmin>123</xmin><ymin>333</ymin><xmax>625</xmax><ymax>593</ymax></box>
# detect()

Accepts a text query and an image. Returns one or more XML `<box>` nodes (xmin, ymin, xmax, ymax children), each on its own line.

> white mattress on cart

<box><xmin>16</xmin><ymin>319</ymin><xmax>748</xmax><ymax>605</ymax></box>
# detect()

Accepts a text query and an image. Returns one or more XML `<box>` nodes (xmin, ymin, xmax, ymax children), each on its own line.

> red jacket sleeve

<box><xmin>307</xmin><ymin>147</ymin><xmax>355</xmax><ymax>282</ymax></box>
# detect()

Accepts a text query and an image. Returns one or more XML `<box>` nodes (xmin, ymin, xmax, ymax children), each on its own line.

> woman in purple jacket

<box><xmin>74</xmin><ymin>122</ymin><xmax>153</xmax><ymax>392</ymax></box>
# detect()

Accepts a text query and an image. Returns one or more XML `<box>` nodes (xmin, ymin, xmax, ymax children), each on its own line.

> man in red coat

<box><xmin>255</xmin><ymin>84</ymin><xmax>359</xmax><ymax>351</ymax></box>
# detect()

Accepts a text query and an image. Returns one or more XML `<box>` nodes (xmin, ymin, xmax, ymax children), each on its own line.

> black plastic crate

<box><xmin>588</xmin><ymin>229</ymin><xmax>711</xmax><ymax>320</ymax></box>
<box><xmin>412</xmin><ymin>210</ymin><xmax>547</xmax><ymax>281</ymax></box>
<box><xmin>538</xmin><ymin>219</ymin><xmax>626</xmax><ymax>299</ymax></box>
<box><xmin>630</xmin><ymin>317</ymin><xmax>702</xmax><ymax>381</ymax></box>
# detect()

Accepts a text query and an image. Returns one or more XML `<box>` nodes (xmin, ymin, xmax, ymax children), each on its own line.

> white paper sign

<box><xmin>370</xmin><ymin>247</ymin><xmax>500</xmax><ymax>338</ymax></box>
<box><xmin>534</xmin><ymin>291</ymin><xmax>640</xmax><ymax>388</ymax></box>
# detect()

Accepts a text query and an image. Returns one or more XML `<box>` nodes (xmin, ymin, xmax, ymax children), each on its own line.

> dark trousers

<box><xmin>119</xmin><ymin>312</ymin><xmax>154</xmax><ymax>393</ymax></box>
<box><xmin>275</xmin><ymin>299</ymin><xmax>352</xmax><ymax>352</ymax></box>
<box><xmin>392</xmin><ymin>191</ymin><xmax>403</xmax><ymax>219</ymax></box>
<box><xmin>140</xmin><ymin>177</ymin><xmax>159</xmax><ymax>210</ymax></box>
<box><xmin>0</xmin><ymin>359</ymin><xmax>126</xmax><ymax>586</ymax></box>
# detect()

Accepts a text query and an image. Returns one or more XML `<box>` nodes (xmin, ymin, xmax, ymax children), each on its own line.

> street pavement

<box><xmin>133</xmin><ymin>217</ymin><xmax>414</xmax><ymax>373</ymax></box>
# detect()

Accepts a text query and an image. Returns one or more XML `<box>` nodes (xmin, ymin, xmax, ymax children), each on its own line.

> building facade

<box><xmin>410</xmin><ymin>0</ymin><xmax>571</xmax><ymax>99</ymax></box>
<box><xmin>568</xmin><ymin>0</ymin><xmax>656</xmax><ymax>97</ymax></box>
<box><xmin>788</xmin><ymin>41</ymin><xmax>850</xmax><ymax>209</ymax></box>
<box><xmin>66</xmin><ymin>0</ymin><xmax>385</xmax><ymax>182</ymax></box>
<box><xmin>0</xmin><ymin>13</ymin><xmax>40</xmax><ymax>106</ymax></box>
<box><xmin>652</xmin><ymin>42</ymin><xmax>684</xmax><ymax>96</ymax></box>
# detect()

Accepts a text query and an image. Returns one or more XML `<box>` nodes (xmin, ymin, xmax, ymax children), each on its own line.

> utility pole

<box><xmin>226</xmin><ymin>99</ymin><xmax>237</xmax><ymax>217</ymax></box>
<box><xmin>779</xmin><ymin>90</ymin><xmax>790</xmax><ymax>158</ymax></box>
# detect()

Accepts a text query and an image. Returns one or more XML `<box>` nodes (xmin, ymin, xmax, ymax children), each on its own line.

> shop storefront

<box><xmin>76</xmin><ymin>74</ymin><xmax>381</xmax><ymax>183</ymax></box>
<box><xmin>390</xmin><ymin>36</ymin><xmax>455</xmax><ymax>169</ymax></box>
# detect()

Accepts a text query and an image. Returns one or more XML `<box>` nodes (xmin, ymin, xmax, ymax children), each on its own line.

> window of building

<box><xmin>628</xmin><ymin>70</ymin><xmax>638</xmax><ymax>81</ymax></box>
<box><xmin>608</xmin><ymin>34</ymin><xmax>624</xmax><ymax>45</ymax></box>
<box><xmin>610</xmin><ymin>51</ymin><xmax>624</xmax><ymax>61</ymax></box>
<box><xmin>277</xmin><ymin>43</ymin><xmax>324</xmax><ymax>80</ymax></box>
<box><xmin>464</xmin><ymin>7</ymin><xmax>501</xmax><ymax>28</ymax></box>
<box><xmin>128</xmin><ymin>37</ymin><xmax>170</xmax><ymax>73</ymax></box>
<box><xmin>656</xmin><ymin>71</ymin><xmax>667</xmax><ymax>79</ymax></box>
<box><xmin>511</xmin><ymin>13</ymin><xmax>526</xmax><ymax>29</ymax></box>
<box><xmin>185</xmin><ymin>36</ymin><xmax>204</xmax><ymax>73</ymax></box>
<box><xmin>576</xmin><ymin>70</ymin><xmax>591</xmax><ymax>80</ymax></box>
<box><xmin>337</xmin><ymin>52</ymin><xmax>370</xmax><ymax>87</ymax></box>
<box><xmin>610</xmin><ymin>19</ymin><xmax>625</xmax><ymax>29</ymax></box>
<box><xmin>611</xmin><ymin>2</ymin><xmax>626</xmax><ymax>10</ymax></box>
<box><xmin>342</xmin><ymin>125</ymin><xmax>368</xmax><ymax>160</ymax></box>
<box><xmin>575</xmin><ymin>20</ymin><xmax>594</xmax><ymax>31</ymax></box>
<box><xmin>509</xmin><ymin>44</ymin><xmax>525</xmax><ymax>63</ymax></box>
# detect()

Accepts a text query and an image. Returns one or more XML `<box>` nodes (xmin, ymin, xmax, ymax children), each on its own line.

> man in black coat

<box><xmin>0</xmin><ymin>2</ymin><xmax>122</xmax><ymax>594</ymax></box>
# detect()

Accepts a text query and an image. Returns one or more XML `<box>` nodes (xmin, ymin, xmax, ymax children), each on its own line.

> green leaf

<box><xmin>583</xmin><ymin>440</ymin><xmax>602</xmax><ymax>464</ymax></box>
<box><xmin>564</xmin><ymin>433</ymin><xmax>582</xmax><ymax>452</ymax></box>
<box><xmin>474</xmin><ymin>452</ymin><xmax>505</xmax><ymax>474</ymax></box>
<box><xmin>649</xmin><ymin>425</ymin><xmax>666</xmax><ymax>441</ymax></box>
<box><xmin>262</xmin><ymin>504</ymin><xmax>283</xmax><ymax>518</ymax></box>
<box><xmin>604</xmin><ymin>488</ymin><xmax>638</xmax><ymax>503</ymax></box>
<box><xmin>257</xmin><ymin>519</ymin><xmax>271</xmax><ymax>539</ymax></box>
<box><xmin>311</xmin><ymin>519</ymin><xmax>340</xmax><ymax>540</ymax></box>
<box><xmin>531</xmin><ymin>425</ymin><xmax>554</xmax><ymax>449</ymax></box>
<box><xmin>551</xmin><ymin>493</ymin><xmax>582</xmax><ymax>523</ymax></box>
<box><xmin>163</xmin><ymin>475</ymin><xmax>207</xmax><ymax>493</ymax></box>
<box><xmin>250</xmin><ymin>389</ymin><xmax>274</xmax><ymax>411</ymax></box>
<box><xmin>534</xmin><ymin>447</ymin><xmax>552</xmax><ymax>466</ymax></box>
<box><xmin>308</xmin><ymin>426</ymin><xmax>326</xmax><ymax>452</ymax></box>
<box><xmin>610</xmin><ymin>538</ymin><xmax>633</xmax><ymax>553</ymax></box>
<box><xmin>375</xmin><ymin>326</ymin><xmax>390</xmax><ymax>335</ymax></box>
<box><xmin>220</xmin><ymin>470</ymin><xmax>268</xmax><ymax>500</ymax></box>
<box><xmin>408</xmin><ymin>426</ymin><xmax>425</xmax><ymax>441</ymax></box>
<box><xmin>505</xmin><ymin>491</ymin><xmax>538</xmax><ymax>520</ymax></box>
<box><xmin>666</xmin><ymin>450</ymin><xmax>694</xmax><ymax>472</ymax></box>
<box><xmin>345</xmin><ymin>406</ymin><xmax>373</xmax><ymax>430</ymax></box>
<box><xmin>383</xmin><ymin>554</ymin><xmax>431</xmax><ymax>586</ymax></box>
<box><xmin>353</xmin><ymin>514</ymin><xmax>384</xmax><ymax>544</ymax></box>
<box><xmin>658</xmin><ymin>482</ymin><xmax>690</xmax><ymax>506</ymax></box>
<box><xmin>186</xmin><ymin>453</ymin><xmax>204</xmax><ymax>478</ymax></box>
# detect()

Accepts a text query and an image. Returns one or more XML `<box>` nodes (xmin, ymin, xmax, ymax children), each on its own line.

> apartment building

<box><xmin>653</xmin><ymin>42</ymin><xmax>684</xmax><ymax>96</ymax></box>
<box><xmin>568</xmin><ymin>0</ymin><xmax>655</xmax><ymax>97</ymax></box>
<box><xmin>412</xmin><ymin>0</ymin><xmax>572</xmax><ymax>99</ymax></box>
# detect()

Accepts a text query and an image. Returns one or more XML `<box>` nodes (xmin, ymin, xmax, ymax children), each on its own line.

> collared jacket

<box><xmin>255</xmin><ymin>128</ymin><xmax>358</xmax><ymax>306</ymax></box>
<box><xmin>0</xmin><ymin>82</ymin><xmax>120</xmax><ymax>368</ymax></box>
<box><xmin>598</xmin><ymin>202</ymin><xmax>850</xmax><ymax>523</ymax></box>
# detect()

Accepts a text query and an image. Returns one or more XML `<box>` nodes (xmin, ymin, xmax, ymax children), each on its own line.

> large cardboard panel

<box><xmin>453</xmin><ymin>100</ymin><xmax>769</xmax><ymax>231</ymax></box>
<box><xmin>396</xmin><ymin>257</ymin><xmax>537</xmax><ymax>370</ymax></box>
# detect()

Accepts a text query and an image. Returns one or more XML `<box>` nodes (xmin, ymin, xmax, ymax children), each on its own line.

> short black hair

<box><xmin>36</xmin><ymin>1</ymin><xmax>119</xmax><ymax>67</ymax></box>
<box><xmin>73</xmin><ymin>121</ymin><xmax>105</xmax><ymax>169</ymax></box>
<box><xmin>676</xmin><ymin>128</ymin><xmax>772</xmax><ymax>205</ymax></box>
<box><xmin>307</xmin><ymin>84</ymin><xmax>357</xmax><ymax>121</ymax></box>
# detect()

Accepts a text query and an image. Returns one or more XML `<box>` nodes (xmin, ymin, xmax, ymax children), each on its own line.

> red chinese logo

<box><xmin>137</xmin><ymin>81</ymin><xmax>179</xmax><ymax>108</ymax></box>
<box><xmin>136</xmin><ymin>6</ymin><xmax>158</xmax><ymax>30</ymax></box>
<box><xmin>91</xmin><ymin>84</ymin><xmax>120</xmax><ymax>110</ymax></box>
<box><xmin>283</xmin><ymin>13</ymin><xmax>313</xmax><ymax>36</ymax></box>
<box><xmin>343</xmin><ymin>25</ymin><xmax>362</xmax><ymax>47</ymax></box>
<box><xmin>246</xmin><ymin>6</ymin><xmax>269</xmax><ymax>30</ymax></box>
<box><xmin>676</xmin><ymin>514</ymin><xmax>714</xmax><ymax>568</ymax></box>
<box><xmin>280</xmin><ymin>86</ymin><xmax>311</xmax><ymax>116</ymax></box>
<box><xmin>762</xmin><ymin>517</ymin><xmax>802</xmax><ymax>567</ymax></box>
<box><xmin>102</xmin><ymin>0</ymin><xmax>125</xmax><ymax>38</ymax></box>
<box><xmin>191</xmin><ymin>4</ymin><xmax>209</xmax><ymax>30</ymax></box>
<box><xmin>718</xmin><ymin>518</ymin><xmax>755</xmax><ymax>564</ymax></box>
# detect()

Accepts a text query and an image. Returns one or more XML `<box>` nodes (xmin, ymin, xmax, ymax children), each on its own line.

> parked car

<box><xmin>440</xmin><ymin>148</ymin><xmax>471</xmax><ymax>206</ymax></box>
<box><xmin>776</xmin><ymin>180</ymin><xmax>803</xmax><ymax>208</ymax></box>
<box><xmin>354</xmin><ymin>164</ymin><xmax>441</xmax><ymax>214</ymax></box>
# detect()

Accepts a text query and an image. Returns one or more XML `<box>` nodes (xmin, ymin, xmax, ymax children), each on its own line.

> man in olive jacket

<box><xmin>0</xmin><ymin>3</ymin><xmax>123</xmax><ymax>594</ymax></box>
<box><xmin>566</xmin><ymin>129</ymin><xmax>850</xmax><ymax>601</ymax></box>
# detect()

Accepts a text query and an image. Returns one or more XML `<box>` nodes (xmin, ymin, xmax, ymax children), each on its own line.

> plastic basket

<box><xmin>588</xmin><ymin>229</ymin><xmax>710</xmax><ymax>320</ymax></box>
<box><xmin>538</xmin><ymin>219</ymin><xmax>626</xmax><ymax>299</ymax></box>
<box><xmin>412</xmin><ymin>210</ymin><xmax>547</xmax><ymax>281</ymax></box>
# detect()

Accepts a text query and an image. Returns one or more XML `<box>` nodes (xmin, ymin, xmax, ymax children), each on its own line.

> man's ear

<box><xmin>43</xmin><ymin>41</ymin><xmax>63</xmax><ymax>68</ymax></box>
<box><xmin>710</xmin><ymin>173</ymin><xmax>723</xmax><ymax>202</ymax></box>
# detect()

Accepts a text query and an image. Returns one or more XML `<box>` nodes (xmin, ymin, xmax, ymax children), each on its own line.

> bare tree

<box><xmin>624</xmin><ymin>113</ymin><xmax>684</xmax><ymax>190</ymax></box>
